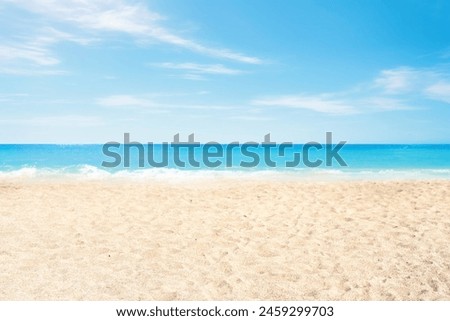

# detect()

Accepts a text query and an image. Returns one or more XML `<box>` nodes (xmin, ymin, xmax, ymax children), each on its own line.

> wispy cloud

<box><xmin>96</xmin><ymin>94</ymin><xmax>239</xmax><ymax>111</ymax></box>
<box><xmin>252</xmin><ymin>94</ymin><xmax>358</xmax><ymax>115</ymax></box>
<box><xmin>0</xmin><ymin>93</ymin><xmax>29</xmax><ymax>103</ymax></box>
<box><xmin>425</xmin><ymin>82</ymin><xmax>450</xmax><ymax>103</ymax></box>
<box><xmin>180</xmin><ymin>74</ymin><xmax>207</xmax><ymax>81</ymax></box>
<box><xmin>97</xmin><ymin>94</ymin><xmax>185</xmax><ymax>113</ymax></box>
<box><xmin>229</xmin><ymin>115</ymin><xmax>272</xmax><ymax>121</ymax></box>
<box><xmin>252</xmin><ymin>93</ymin><xmax>413</xmax><ymax>115</ymax></box>
<box><xmin>0</xmin><ymin>115</ymin><xmax>103</xmax><ymax>127</ymax></box>
<box><xmin>7</xmin><ymin>0</ymin><xmax>262</xmax><ymax>64</ymax></box>
<box><xmin>374</xmin><ymin>67</ymin><xmax>439</xmax><ymax>94</ymax></box>
<box><xmin>0</xmin><ymin>43</ymin><xmax>59</xmax><ymax>66</ymax></box>
<box><xmin>0</xmin><ymin>26</ymin><xmax>94</xmax><ymax>75</ymax></box>
<box><xmin>374</xmin><ymin>67</ymin><xmax>419</xmax><ymax>93</ymax></box>
<box><xmin>30</xmin><ymin>27</ymin><xmax>97</xmax><ymax>46</ymax></box>
<box><xmin>363</xmin><ymin>97</ymin><xmax>412</xmax><ymax>111</ymax></box>
<box><xmin>96</xmin><ymin>95</ymin><xmax>157</xmax><ymax>108</ymax></box>
<box><xmin>252</xmin><ymin>65</ymin><xmax>450</xmax><ymax>115</ymax></box>
<box><xmin>153</xmin><ymin>62</ymin><xmax>243</xmax><ymax>75</ymax></box>
<box><xmin>374</xmin><ymin>66</ymin><xmax>450</xmax><ymax>105</ymax></box>
<box><xmin>0</xmin><ymin>65</ymin><xmax>66</xmax><ymax>76</ymax></box>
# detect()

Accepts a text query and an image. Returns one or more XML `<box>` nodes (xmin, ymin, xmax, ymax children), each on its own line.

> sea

<box><xmin>0</xmin><ymin>144</ymin><xmax>450</xmax><ymax>181</ymax></box>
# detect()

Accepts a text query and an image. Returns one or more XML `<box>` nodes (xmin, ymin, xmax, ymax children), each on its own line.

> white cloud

<box><xmin>374</xmin><ymin>66</ymin><xmax>450</xmax><ymax>105</ymax></box>
<box><xmin>0</xmin><ymin>66</ymin><xmax>67</xmax><ymax>76</ymax></box>
<box><xmin>31</xmin><ymin>27</ymin><xmax>97</xmax><ymax>46</ymax></box>
<box><xmin>0</xmin><ymin>115</ymin><xmax>103</xmax><ymax>127</ymax></box>
<box><xmin>96</xmin><ymin>95</ymin><xmax>156</xmax><ymax>108</ymax></box>
<box><xmin>0</xmin><ymin>26</ymin><xmax>94</xmax><ymax>75</ymax></box>
<box><xmin>363</xmin><ymin>97</ymin><xmax>412</xmax><ymax>111</ymax></box>
<box><xmin>0</xmin><ymin>93</ymin><xmax>29</xmax><ymax>103</ymax></box>
<box><xmin>373</xmin><ymin>66</ymin><xmax>450</xmax><ymax>99</ymax></box>
<box><xmin>374</xmin><ymin>67</ymin><xmax>420</xmax><ymax>93</ymax></box>
<box><xmin>251</xmin><ymin>88</ymin><xmax>414</xmax><ymax>115</ymax></box>
<box><xmin>96</xmin><ymin>94</ymin><xmax>239</xmax><ymax>111</ymax></box>
<box><xmin>252</xmin><ymin>66</ymin><xmax>447</xmax><ymax>115</ymax></box>
<box><xmin>252</xmin><ymin>94</ymin><xmax>357</xmax><ymax>115</ymax></box>
<box><xmin>7</xmin><ymin>0</ymin><xmax>262</xmax><ymax>64</ymax></box>
<box><xmin>229</xmin><ymin>115</ymin><xmax>271</xmax><ymax>121</ymax></box>
<box><xmin>425</xmin><ymin>82</ymin><xmax>450</xmax><ymax>103</ymax></box>
<box><xmin>154</xmin><ymin>62</ymin><xmax>243</xmax><ymax>75</ymax></box>
<box><xmin>180</xmin><ymin>74</ymin><xmax>207</xmax><ymax>81</ymax></box>
<box><xmin>0</xmin><ymin>44</ymin><xmax>59</xmax><ymax>66</ymax></box>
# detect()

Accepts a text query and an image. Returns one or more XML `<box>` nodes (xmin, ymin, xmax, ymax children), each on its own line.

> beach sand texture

<box><xmin>0</xmin><ymin>180</ymin><xmax>449</xmax><ymax>300</ymax></box>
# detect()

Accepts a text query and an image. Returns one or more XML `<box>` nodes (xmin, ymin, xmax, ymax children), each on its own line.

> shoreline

<box><xmin>1</xmin><ymin>166</ymin><xmax>450</xmax><ymax>183</ymax></box>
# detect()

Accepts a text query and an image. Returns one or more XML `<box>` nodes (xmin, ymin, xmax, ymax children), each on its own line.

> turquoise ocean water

<box><xmin>0</xmin><ymin>144</ymin><xmax>449</xmax><ymax>180</ymax></box>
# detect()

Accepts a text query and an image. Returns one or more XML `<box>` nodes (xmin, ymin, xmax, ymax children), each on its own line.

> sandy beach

<box><xmin>0</xmin><ymin>179</ymin><xmax>449</xmax><ymax>300</ymax></box>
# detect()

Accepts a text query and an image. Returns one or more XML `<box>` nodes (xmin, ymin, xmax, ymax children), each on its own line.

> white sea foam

<box><xmin>0</xmin><ymin>165</ymin><xmax>450</xmax><ymax>182</ymax></box>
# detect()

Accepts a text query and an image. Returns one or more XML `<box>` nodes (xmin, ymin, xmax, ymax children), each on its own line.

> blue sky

<box><xmin>1</xmin><ymin>0</ymin><xmax>450</xmax><ymax>143</ymax></box>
